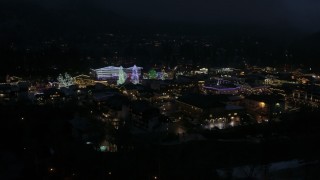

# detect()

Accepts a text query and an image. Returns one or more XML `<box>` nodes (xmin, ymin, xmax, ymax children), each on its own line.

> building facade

<box><xmin>92</xmin><ymin>65</ymin><xmax>143</xmax><ymax>81</ymax></box>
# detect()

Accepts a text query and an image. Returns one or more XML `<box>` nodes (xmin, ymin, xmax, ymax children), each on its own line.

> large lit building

<box><xmin>203</xmin><ymin>79</ymin><xmax>240</xmax><ymax>94</ymax></box>
<box><xmin>73</xmin><ymin>74</ymin><xmax>95</xmax><ymax>88</ymax></box>
<box><xmin>91</xmin><ymin>65</ymin><xmax>143</xmax><ymax>81</ymax></box>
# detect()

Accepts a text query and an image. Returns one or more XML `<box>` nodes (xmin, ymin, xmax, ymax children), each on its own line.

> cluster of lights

<box><xmin>93</xmin><ymin>65</ymin><xmax>142</xmax><ymax>82</ymax></box>
<box><xmin>117</xmin><ymin>66</ymin><xmax>127</xmax><ymax>85</ymax></box>
<box><xmin>57</xmin><ymin>72</ymin><xmax>74</xmax><ymax>88</ymax></box>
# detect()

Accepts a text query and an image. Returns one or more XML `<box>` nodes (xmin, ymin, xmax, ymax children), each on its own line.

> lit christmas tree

<box><xmin>57</xmin><ymin>73</ymin><xmax>74</xmax><ymax>88</ymax></box>
<box><xmin>160</xmin><ymin>69</ymin><xmax>168</xmax><ymax>80</ymax></box>
<box><xmin>148</xmin><ymin>69</ymin><xmax>157</xmax><ymax>79</ymax></box>
<box><xmin>57</xmin><ymin>74</ymin><xmax>65</xmax><ymax>87</ymax></box>
<box><xmin>131</xmin><ymin>65</ymin><xmax>140</xmax><ymax>84</ymax></box>
<box><xmin>64</xmin><ymin>73</ymin><xmax>74</xmax><ymax>87</ymax></box>
<box><xmin>117</xmin><ymin>66</ymin><xmax>127</xmax><ymax>85</ymax></box>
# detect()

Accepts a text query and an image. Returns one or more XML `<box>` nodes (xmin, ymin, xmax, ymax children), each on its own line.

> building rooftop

<box><xmin>177</xmin><ymin>94</ymin><xmax>226</xmax><ymax>109</ymax></box>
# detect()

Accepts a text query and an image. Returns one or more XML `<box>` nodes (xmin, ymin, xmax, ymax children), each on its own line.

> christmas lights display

<box><xmin>159</xmin><ymin>69</ymin><xmax>168</xmax><ymax>80</ymax></box>
<box><xmin>148</xmin><ymin>69</ymin><xmax>157</xmax><ymax>79</ymax></box>
<box><xmin>92</xmin><ymin>66</ymin><xmax>142</xmax><ymax>81</ymax></box>
<box><xmin>117</xmin><ymin>66</ymin><xmax>127</xmax><ymax>85</ymax></box>
<box><xmin>57</xmin><ymin>72</ymin><xmax>74</xmax><ymax>88</ymax></box>
<box><xmin>131</xmin><ymin>65</ymin><xmax>140</xmax><ymax>84</ymax></box>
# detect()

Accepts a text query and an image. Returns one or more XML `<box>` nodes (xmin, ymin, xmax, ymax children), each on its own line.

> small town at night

<box><xmin>1</xmin><ymin>0</ymin><xmax>320</xmax><ymax>179</ymax></box>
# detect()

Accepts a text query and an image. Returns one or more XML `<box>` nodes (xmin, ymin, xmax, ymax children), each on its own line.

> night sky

<box><xmin>9</xmin><ymin>0</ymin><xmax>320</xmax><ymax>32</ymax></box>
<box><xmin>1</xmin><ymin>0</ymin><xmax>320</xmax><ymax>71</ymax></box>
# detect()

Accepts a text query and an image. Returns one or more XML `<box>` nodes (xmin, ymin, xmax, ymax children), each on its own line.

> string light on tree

<box><xmin>160</xmin><ymin>69</ymin><xmax>168</xmax><ymax>80</ymax></box>
<box><xmin>57</xmin><ymin>72</ymin><xmax>74</xmax><ymax>88</ymax></box>
<box><xmin>148</xmin><ymin>69</ymin><xmax>157</xmax><ymax>79</ymax></box>
<box><xmin>131</xmin><ymin>65</ymin><xmax>140</xmax><ymax>84</ymax></box>
<box><xmin>117</xmin><ymin>66</ymin><xmax>127</xmax><ymax>85</ymax></box>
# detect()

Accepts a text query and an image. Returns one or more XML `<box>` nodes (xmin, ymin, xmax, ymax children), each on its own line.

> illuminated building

<box><xmin>92</xmin><ymin>66</ymin><xmax>121</xmax><ymax>80</ymax></box>
<box><xmin>204</xmin><ymin>79</ymin><xmax>240</xmax><ymax>94</ymax></box>
<box><xmin>92</xmin><ymin>65</ymin><xmax>143</xmax><ymax>83</ymax></box>
<box><xmin>209</xmin><ymin>68</ymin><xmax>234</xmax><ymax>75</ymax></box>
<box><xmin>73</xmin><ymin>74</ymin><xmax>95</xmax><ymax>88</ymax></box>
<box><xmin>292</xmin><ymin>86</ymin><xmax>320</xmax><ymax>107</ymax></box>
<box><xmin>194</xmin><ymin>68</ymin><xmax>208</xmax><ymax>74</ymax></box>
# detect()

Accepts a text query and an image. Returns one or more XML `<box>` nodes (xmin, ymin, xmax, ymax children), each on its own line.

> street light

<box><xmin>259</xmin><ymin>102</ymin><xmax>266</xmax><ymax>108</ymax></box>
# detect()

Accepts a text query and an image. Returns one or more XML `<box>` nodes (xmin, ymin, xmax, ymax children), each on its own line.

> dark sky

<box><xmin>104</xmin><ymin>0</ymin><xmax>320</xmax><ymax>31</ymax></box>
<box><xmin>4</xmin><ymin>0</ymin><xmax>320</xmax><ymax>32</ymax></box>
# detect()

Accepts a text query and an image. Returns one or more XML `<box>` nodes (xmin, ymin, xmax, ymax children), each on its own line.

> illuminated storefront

<box><xmin>92</xmin><ymin>65</ymin><xmax>143</xmax><ymax>82</ymax></box>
